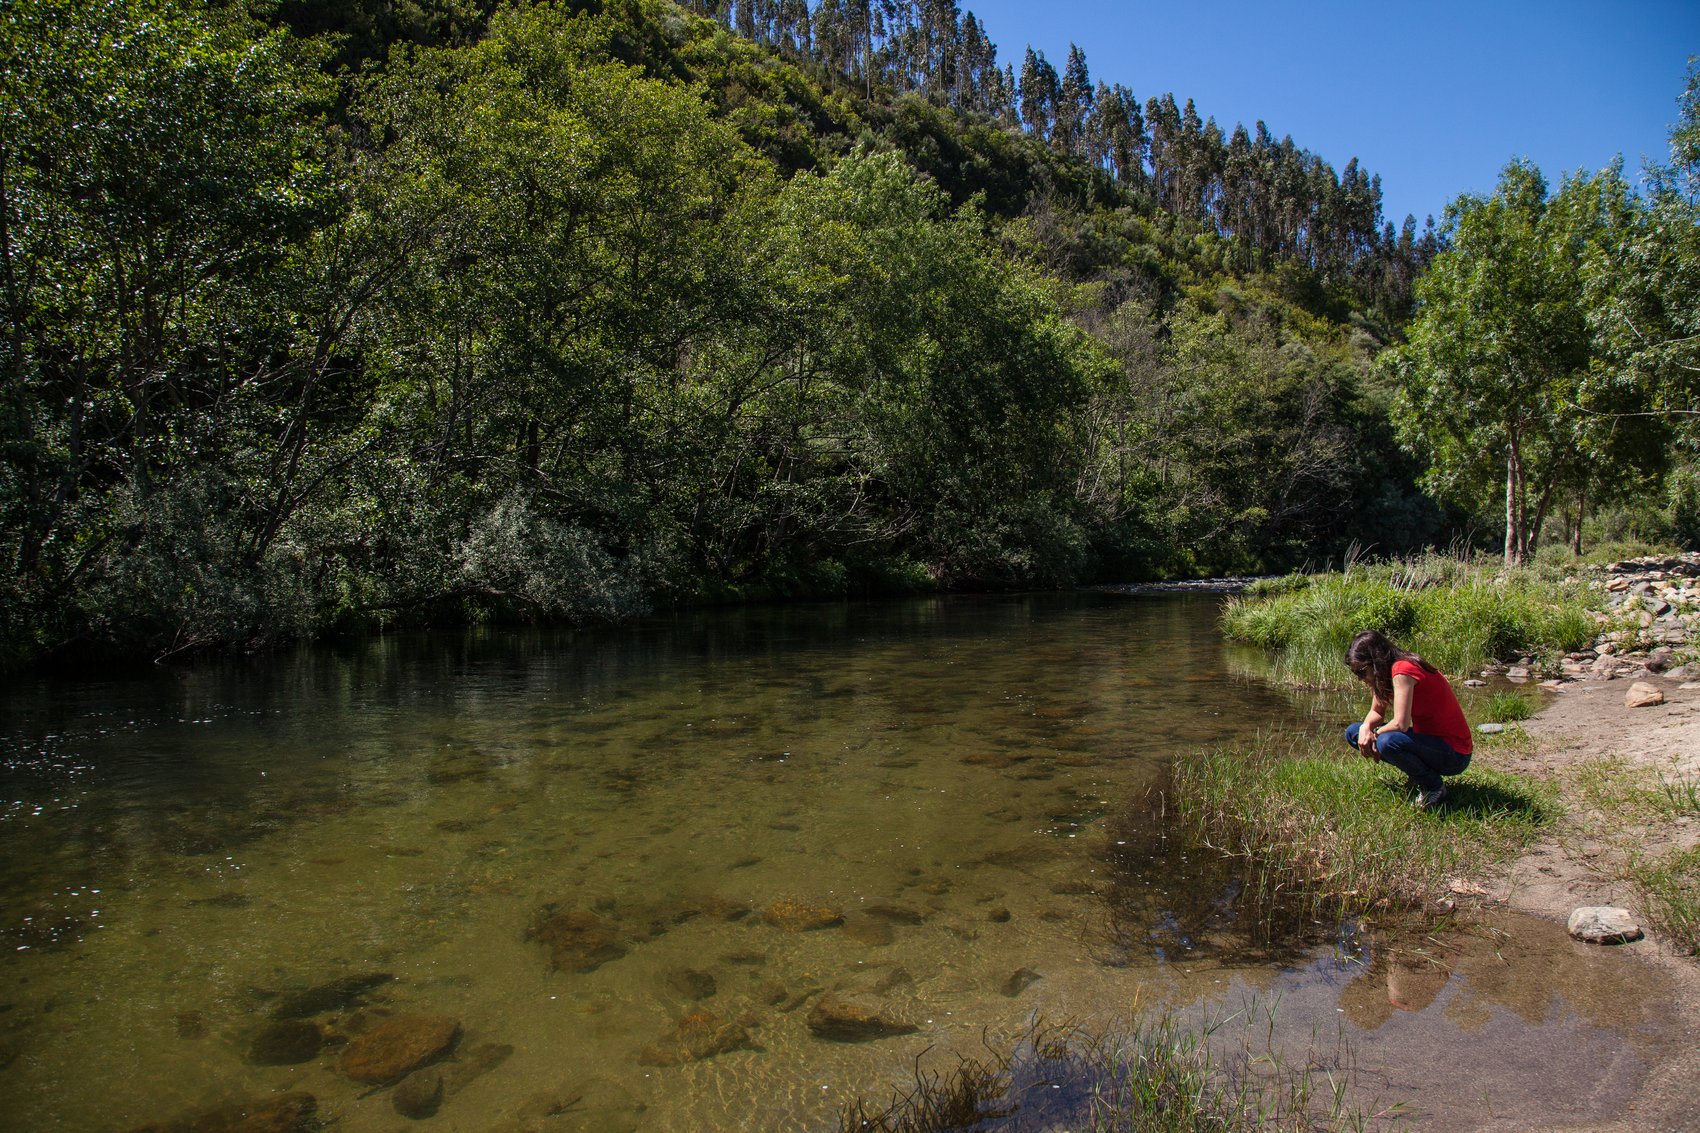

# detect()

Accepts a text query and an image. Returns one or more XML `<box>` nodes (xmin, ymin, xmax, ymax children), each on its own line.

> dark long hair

<box><xmin>1344</xmin><ymin>629</ymin><xmax>1437</xmax><ymax>701</ymax></box>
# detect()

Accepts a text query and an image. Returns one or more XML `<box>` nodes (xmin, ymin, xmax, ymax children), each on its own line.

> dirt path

<box><xmin>1480</xmin><ymin>675</ymin><xmax>1700</xmax><ymax>1131</ymax></box>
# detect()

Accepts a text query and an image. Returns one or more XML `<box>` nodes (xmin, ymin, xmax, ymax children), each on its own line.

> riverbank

<box><xmin>1473</xmin><ymin>671</ymin><xmax>1700</xmax><ymax>1130</ymax></box>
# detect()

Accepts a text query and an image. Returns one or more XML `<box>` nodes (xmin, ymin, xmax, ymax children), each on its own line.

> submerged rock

<box><xmin>1567</xmin><ymin>907</ymin><xmax>1645</xmax><ymax>945</ymax></box>
<box><xmin>1001</xmin><ymin>968</ymin><xmax>1042</xmax><ymax>997</ymax></box>
<box><xmin>497</xmin><ymin>1079</ymin><xmax>643</xmax><ymax>1133</ymax></box>
<box><xmin>526</xmin><ymin>907</ymin><xmax>628</xmax><ymax>972</ymax></box>
<box><xmin>246</xmin><ymin>1020</ymin><xmax>324</xmax><ymax>1066</ymax></box>
<box><xmin>806</xmin><ymin>994</ymin><xmax>917</xmax><ymax>1042</ymax></box>
<box><xmin>840</xmin><ymin>916</ymin><xmax>894</xmax><ymax>947</ymax></box>
<box><xmin>663</xmin><ymin>968</ymin><xmax>717</xmax><ymax>1000</ymax></box>
<box><xmin>443</xmin><ymin>1041</ymin><xmax>515</xmax><ymax>1097</ymax></box>
<box><xmin>392</xmin><ymin>1069</ymin><xmax>445</xmax><ymax>1119</ymax></box>
<box><xmin>761</xmin><ymin>900</ymin><xmax>843</xmax><ymax>932</ymax></box>
<box><xmin>636</xmin><ymin>1010</ymin><xmax>756</xmax><ymax>1066</ymax></box>
<box><xmin>339</xmin><ymin>1014</ymin><xmax>461</xmax><ymax>1084</ymax></box>
<box><xmin>861</xmin><ymin>903</ymin><xmax>925</xmax><ymax>925</ymax></box>
<box><xmin>268</xmin><ymin>973</ymin><xmax>394</xmax><ymax>1020</ymax></box>
<box><xmin>128</xmin><ymin>1093</ymin><xmax>318</xmax><ymax>1133</ymax></box>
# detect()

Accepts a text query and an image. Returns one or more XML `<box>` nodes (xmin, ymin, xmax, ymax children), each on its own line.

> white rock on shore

<box><xmin>1566</xmin><ymin>906</ymin><xmax>1645</xmax><ymax>945</ymax></box>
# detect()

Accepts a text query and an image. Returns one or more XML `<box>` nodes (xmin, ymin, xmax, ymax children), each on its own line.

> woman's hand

<box><xmin>1357</xmin><ymin>721</ymin><xmax>1380</xmax><ymax>759</ymax></box>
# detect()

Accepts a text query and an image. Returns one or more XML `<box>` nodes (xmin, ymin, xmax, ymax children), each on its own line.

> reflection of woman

<box><xmin>1344</xmin><ymin>630</ymin><xmax>1472</xmax><ymax>810</ymax></box>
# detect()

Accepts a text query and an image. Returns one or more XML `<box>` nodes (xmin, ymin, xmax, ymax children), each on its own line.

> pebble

<box><xmin>1476</xmin><ymin>723</ymin><xmax>1505</xmax><ymax>734</ymax></box>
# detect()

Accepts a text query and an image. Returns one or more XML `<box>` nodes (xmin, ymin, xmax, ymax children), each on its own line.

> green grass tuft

<box><xmin>1484</xmin><ymin>692</ymin><xmax>1535</xmax><ymax>723</ymax></box>
<box><xmin>1626</xmin><ymin>847</ymin><xmax>1700</xmax><ymax>957</ymax></box>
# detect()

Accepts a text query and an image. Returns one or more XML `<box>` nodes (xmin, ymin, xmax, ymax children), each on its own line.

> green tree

<box><xmin>1583</xmin><ymin>60</ymin><xmax>1700</xmax><ymax>533</ymax></box>
<box><xmin>0</xmin><ymin>0</ymin><xmax>339</xmax><ymax>658</ymax></box>
<box><xmin>1383</xmin><ymin>161</ymin><xmax>1633</xmax><ymax>562</ymax></box>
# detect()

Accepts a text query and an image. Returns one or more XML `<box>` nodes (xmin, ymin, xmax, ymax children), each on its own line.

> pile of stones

<box><xmin>1497</xmin><ymin>553</ymin><xmax>1700</xmax><ymax>690</ymax></box>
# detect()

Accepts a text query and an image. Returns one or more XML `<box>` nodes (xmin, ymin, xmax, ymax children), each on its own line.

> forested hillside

<box><xmin>3</xmin><ymin>0</ymin><xmax>1692</xmax><ymax>667</ymax></box>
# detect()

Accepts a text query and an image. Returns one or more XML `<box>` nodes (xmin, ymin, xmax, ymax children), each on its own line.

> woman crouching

<box><xmin>1344</xmin><ymin>629</ymin><xmax>1473</xmax><ymax>810</ymax></box>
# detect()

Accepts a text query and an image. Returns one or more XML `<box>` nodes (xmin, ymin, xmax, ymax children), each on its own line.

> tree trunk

<box><xmin>1526</xmin><ymin>444</ymin><xmax>1571</xmax><ymax>556</ymax></box>
<box><xmin>1572</xmin><ymin>485</ymin><xmax>1585</xmax><ymax>555</ymax></box>
<box><xmin>1503</xmin><ymin>438</ymin><xmax>1526</xmax><ymax>565</ymax></box>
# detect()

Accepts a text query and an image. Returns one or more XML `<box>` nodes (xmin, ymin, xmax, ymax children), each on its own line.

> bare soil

<box><xmin>1476</xmin><ymin>674</ymin><xmax>1700</xmax><ymax>1131</ymax></box>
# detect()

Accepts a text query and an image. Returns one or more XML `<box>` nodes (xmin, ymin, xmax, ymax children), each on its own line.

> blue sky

<box><xmin>961</xmin><ymin>1</ymin><xmax>1698</xmax><ymax>229</ymax></box>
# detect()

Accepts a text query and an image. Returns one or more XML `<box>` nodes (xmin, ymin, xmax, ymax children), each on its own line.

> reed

<box><xmin>839</xmin><ymin>1010</ymin><xmax>1389</xmax><ymax>1132</ymax></box>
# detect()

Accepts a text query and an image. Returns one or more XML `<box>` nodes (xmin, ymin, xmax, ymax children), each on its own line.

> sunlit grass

<box><xmin>1222</xmin><ymin>552</ymin><xmax>1598</xmax><ymax>688</ymax></box>
<box><xmin>1571</xmin><ymin>756</ymin><xmax>1700</xmax><ymax>824</ymax></box>
<box><xmin>1626</xmin><ymin>847</ymin><xmax>1700</xmax><ymax>957</ymax></box>
<box><xmin>1565</xmin><ymin>756</ymin><xmax>1700</xmax><ymax>955</ymax></box>
<box><xmin>1168</xmin><ymin>733</ymin><xmax>1557</xmax><ymax>919</ymax></box>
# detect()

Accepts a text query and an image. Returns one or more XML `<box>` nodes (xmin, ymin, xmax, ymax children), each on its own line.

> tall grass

<box><xmin>1222</xmin><ymin>553</ymin><xmax>1598</xmax><ymax>687</ymax></box>
<box><xmin>1627</xmin><ymin>847</ymin><xmax>1700</xmax><ymax>957</ymax></box>
<box><xmin>1168</xmin><ymin>733</ymin><xmax>1557</xmax><ymax>919</ymax></box>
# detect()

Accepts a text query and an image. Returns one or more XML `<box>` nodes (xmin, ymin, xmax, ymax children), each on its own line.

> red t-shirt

<box><xmin>1392</xmin><ymin>659</ymin><xmax>1473</xmax><ymax>755</ymax></box>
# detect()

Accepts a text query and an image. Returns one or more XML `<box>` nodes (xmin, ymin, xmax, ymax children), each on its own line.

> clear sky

<box><xmin>961</xmin><ymin>1</ymin><xmax>1698</xmax><ymax>229</ymax></box>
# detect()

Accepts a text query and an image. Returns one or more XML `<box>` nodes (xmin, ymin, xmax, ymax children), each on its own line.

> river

<box><xmin>0</xmin><ymin>592</ymin><xmax>1681</xmax><ymax>1131</ymax></box>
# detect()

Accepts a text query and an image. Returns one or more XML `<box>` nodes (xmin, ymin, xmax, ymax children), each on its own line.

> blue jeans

<box><xmin>1344</xmin><ymin>723</ymin><xmax>1471</xmax><ymax>792</ymax></box>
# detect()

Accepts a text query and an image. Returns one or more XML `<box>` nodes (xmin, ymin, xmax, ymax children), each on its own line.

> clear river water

<box><xmin>0</xmin><ymin>592</ymin><xmax>1683</xmax><ymax>1132</ymax></box>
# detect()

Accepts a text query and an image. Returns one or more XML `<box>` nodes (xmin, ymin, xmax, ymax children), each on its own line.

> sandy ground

<box><xmin>1478</xmin><ymin>674</ymin><xmax>1700</xmax><ymax>1131</ymax></box>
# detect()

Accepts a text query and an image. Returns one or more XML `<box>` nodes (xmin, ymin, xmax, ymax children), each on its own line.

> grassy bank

<box><xmin>1220</xmin><ymin>553</ymin><xmax>1599</xmax><ymax>687</ymax></box>
<box><xmin>1169</xmin><ymin>732</ymin><xmax>1557</xmax><ymax>918</ymax></box>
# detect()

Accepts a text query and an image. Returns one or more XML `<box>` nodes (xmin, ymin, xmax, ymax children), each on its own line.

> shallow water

<box><xmin>0</xmin><ymin>593</ymin><xmax>1676</xmax><ymax>1132</ymax></box>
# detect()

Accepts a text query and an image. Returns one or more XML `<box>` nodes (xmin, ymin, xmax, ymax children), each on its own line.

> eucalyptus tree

<box><xmin>1019</xmin><ymin>48</ymin><xmax>1058</xmax><ymax>141</ymax></box>
<box><xmin>1054</xmin><ymin>44</ymin><xmax>1093</xmax><ymax>157</ymax></box>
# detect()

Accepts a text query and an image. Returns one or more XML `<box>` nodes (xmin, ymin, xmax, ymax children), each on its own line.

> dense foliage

<box><xmin>3</xmin><ymin>0</ymin><xmax>1689</xmax><ymax>667</ymax></box>
<box><xmin>0</xmin><ymin>0</ymin><xmax>1445</xmax><ymax>666</ymax></box>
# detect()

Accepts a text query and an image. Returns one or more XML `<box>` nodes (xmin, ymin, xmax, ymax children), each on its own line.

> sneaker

<box><xmin>1415</xmin><ymin>785</ymin><xmax>1449</xmax><ymax>811</ymax></box>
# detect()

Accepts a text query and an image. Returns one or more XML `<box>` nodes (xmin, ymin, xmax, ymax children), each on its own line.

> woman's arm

<box><xmin>1381</xmin><ymin>673</ymin><xmax>1417</xmax><ymax>733</ymax></box>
